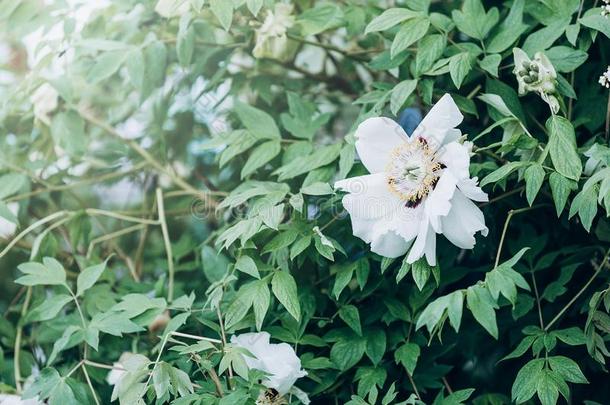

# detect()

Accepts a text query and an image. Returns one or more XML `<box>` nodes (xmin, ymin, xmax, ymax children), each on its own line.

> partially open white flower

<box><xmin>513</xmin><ymin>48</ymin><xmax>559</xmax><ymax>113</ymax></box>
<box><xmin>0</xmin><ymin>202</ymin><xmax>19</xmax><ymax>240</ymax></box>
<box><xmin>602</xmin><ymin>0</ymin><xmax>610</xmax><ymax>17</ymax></box>
<box><xmin>335</xmin><ymin>94</ymin><xmax>488</xmax><ymax>265</ymax></box>
<box><xmin>252</xmin><ymin>4</ymin><xmax>295</xmax><ymax>61</ymax></box>
<box><xmin>231</xmin><ymin>332</ymin><xmax>308</xmax><ymax>403</ymax></box>
<box><xmin>599</xmin><ymin>66</ymin><xmax>610</xmax><ymax>89</ymax></box>
<box><xmin>154</xmin><ymin>0</ymin><xmax>190</xmax><ymax>18</ymax></box>
<box><xmin>30</xmin><ymin>83</ymin><xmax>58</xmax><ymax>125</ymax></box>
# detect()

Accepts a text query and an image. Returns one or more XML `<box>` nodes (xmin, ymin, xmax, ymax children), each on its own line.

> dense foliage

<box><xmin>1</xmin><ymin>0</ymin><xmax>610</xmax><ymax>404</ymax></box>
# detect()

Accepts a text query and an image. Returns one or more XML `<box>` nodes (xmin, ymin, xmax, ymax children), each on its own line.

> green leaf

<box><xmin>479</xmin><ymin>54</ymin><xmax>501</xmax><ymax>77</ymax></box>
<box><xmin>210</xmin><ymin>0</ymin><xmax>233</xmax><ymax>31</ymax></box>
<box><xmin>449</xmin><ymin>52</ymin><xmax>472</xmax><ymax>89</ymax></box>
<box><xmin>301</xmin><ymin>182</ymin><xmax>333</xmax><ymax>195</ymax></box>
<box><xmin>76</xmin><ymin>259</ymin><xmax>108</xmax><ymax>297</ymax></box>
<box><xmin>548</xmin><ymin>356</ymin><xmax>588</xmax><ymax>383</ymax></box>
<box><xmin>333</xmin><ymin>263</ymin><xmax>355</xmax><ymax>299</ymax></box>
<box><xmin>177</xmin><ymin>15</ymin><xmax>195</xmax><ymax>66</ymax></box>
<box><xmin>394</xmin><ymin>343</ymin><xmax>420</xmax><ymax>375</ymax></box>
<box><xmin>452</xmin><ymin>0</ymin><xmax>499</xmax><ymax>40</ymax></box>
<box><xmin>48</xmin><ymin>379</ymin><xmax>77</xmax><ymax>405</ymax></box>
<box><xmin>241</xmin><ymin>140</ymin><xmax>281</xmax><ymax>179</ymax></box>
<box><xmin>271</xmin><ymin>271</ymin><xmax>301</xmax><ymax>321</ymax></box>
<box><xmin>246</xmin><ymin>0</ymin><xmax>263</xmax><ymax>16</ymax></box>
<box><xmin>411</xmin><ymin>258</ymin><xmax>431</xmax><ymax>291</ymax></box>
<box><xmin>51</xmin><ymin>111</ymin><xmax>87</xmax><ymax>156</ymax></box>
<box><xmin>524</xmin><ymin>163</ymin><xmax>545</xmax><ymax>206</ymax></box>
<box><xmin>251</xmin><ymin>280</ymin><xmax>270</xmax><ymax>330</ymax></box>
<box><xmin>415</xmin><ymin>34</ymin><xmax>446</xmax><ymax>76</ymax></box>
<box><xmin>234</xmin><ymin>101</ymin><xmax>280</xmax><ymax>140</ymax></box>
<box><xmin>234</xmin><ymin>255</ymin><xmax>260</xmax><ymax>279</ymax></box>
<box><xmin>0</xmin><ymin>173</ymin><xmax>27</xmax><ymax>200</ymax></box>
<box><xmin>522</xmin><ymin>18</ymin><xmax>569</xmax><ymax>55</ymax></box>
<box><xmin>16</xmin><ymin>258</ymin><xmax>67</xmax><ymax>287</ymax></box>
<box><xmin>87</xmin><ymin>51</ymin><xmax>128</xmax><ymax>83</ymax></box>
<box><xmin>486</xmin><ymin>0</ymin><xmax>527</xmax><ymax>53</ymax></box>
<box><xmin>331</xmin><ymin>335</ymin><xmax>366</xmax><ymax>370</ymax></box>
<box><xmin>364</xmin><ymin>8</ymin><xmax>419</xmax><ymax>34</ymax></box>
<box><xmin>390</xmin><ymin>17</ymin><xmax>430</xmax><ymax>58</ymax></box>
<box><xmin>580</xmin><ymin>12</ymin><xmax>610</xmax><ymax>39</ymax></box>
<box><xmin>27</xmin><ymin>294</ymin><xmax>72</xmax><ymax>323</ymax></box>
<box><xmin>466</xmin><ymin>284</ymin><xmax>498</xmax><ymax>338</ymax></box>
<box><xmin>545</xmin><ymin>46</ymin><xmax>587</xmax><ymax>73</ymax></box>
<box><xmin>536</xmin><ymin>370</ymin><xmax>559</xmax><ymax>405</ymax></box>
<box><xmin>569</xmin><ymin>186</ymin><xmax>598</xmax><ymax>231</ymax></box>
<box><xmin>480</xmin><ymin>161</ymin><xmax>528</xmax><ymax>187</ymax></box>
<box><xmin>365</xmin><ymin>329</ymin><xmax>386</xmax><ymax>366</ymax></box>
<box><xmin>390</xmin><ymin>79</ymin><xmax>417</xmax><ymax>116</ymax></box>
<box><xmin>511</xmin><ymin>358</ymin><xmax>544</xmax><ymax>403</ymax></box>
<box><xmin>274</xmin><ymin>144</ymin><xmax>341</xmax><ymax>180</ymax></box>
<box><xmin>501</xmin><ymin>335</ymin><xmax>536</xmax><ymax>361</ymax></box>
<box><xmin>549</xmin><ymin>172</ymin><xmax>577</xmax><ymax>216</ymax></box>
<box><xmin>339</xmin><ymin>305</ymin><xmax>362</xmax><ymax>336</ymax></box>
<box><xmin>546</xmin><ymin>116</ymin><xmax>582</xmax><ymax>181</ymax></box>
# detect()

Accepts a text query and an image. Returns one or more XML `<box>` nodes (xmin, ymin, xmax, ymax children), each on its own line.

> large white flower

<box><xmin>252</xmin><ymin>4</ymin><xmax>295</xmax><ymax>62</ymax></box>
<box><xmin>335</xmin><ymin>94</ymin><xmax>488</xmax><ymax>265</ymax></box>
<box><xmin>231</xmin><ymin>332</ymin><xmax>309</xmax><ymax>403</ymax></box>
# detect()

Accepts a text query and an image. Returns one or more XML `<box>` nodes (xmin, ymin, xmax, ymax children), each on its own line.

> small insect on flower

<box><xmin>334</xmin><ymin>94</ymin><xmax>488</xmax><ymax>266</ymax></box>
<box><xmin>599</xmin><ymin>66</ymin><xmax>610</xmax><ymax>89</ymax></box>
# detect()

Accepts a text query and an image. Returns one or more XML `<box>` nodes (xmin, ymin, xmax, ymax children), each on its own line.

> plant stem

<box><xmin>545</xmin><ymin>248</ymin><xmax>610</xmax><ymax>331</ymax></box>
<box><xmin>0</xmin><ymin>211</ymin><xmax>69</xmax><ymax>259</ymax></box>
<box><xmin>495</xmin><ymin>205</ymin><xmax>545</xmax><ymax>268</ymax></box>
<box><xmin>530</xmin><ymin>271</ymin><xmax>545</xmax><ymax>329</ymax></box>
<box><xmin>156</xmin><ymin>188</ymin><xmax>175</xmax><ymax>302</ymax></box>
<box><xmin>171</xmin><ymin>331</ymin><xmax>222</xmax><ymax>344</ymax></box>
<box><xmin>85</xmin><ymin>208</ymin><xmax>160</xmax><ymax>225</ymax></box>
<box><xmin>81</xmin><ymin>363</ymin><xmax>101</xmax><ymax>405</ymax></box>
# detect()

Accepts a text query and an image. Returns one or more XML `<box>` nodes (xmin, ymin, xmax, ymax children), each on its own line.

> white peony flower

<box><xmin>599</xmin><ymin>66</ymin><xmax>610</xmax><ymax>89</ymax></box>
<box><xmin>29</xmin><ymin>83</ymin><xmax>58</xmax><ymax>125</ymax></box>
<box><xmin>334</xmin><ymin>94</ymin><xmax>488</xmax><ymax>265</ymax></box>
<box><xmin>252</xmin><ymin>4</ymin><xmax>295</xmax><ymax>62</ymax></box>
<box><xmin>0</xmin><ymin>202</ymin><xmax>18</xmax><ymax>240</ymax></box>
<box><xmin>602</xmin><ymin>0</ymin><xmax>610</xmax><ymax>17</ymax></box>
<box><xmin>231</xmin><ymin>332</ymin><xmax>308</xmax><ymax>403</ymax></box>
<box><xmin>154</xmin><ymin>0</ymin><xmax>190</xmax><ymax>18</ymax></box>
<box><xmin>0</xmin><ymin>394</ymin><xmax>42</xmax><ymax>405</ymax></box>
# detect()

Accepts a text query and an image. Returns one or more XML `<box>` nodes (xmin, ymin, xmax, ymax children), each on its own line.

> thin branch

<box><xmin>156</xmin><ymin>188</ymin><xmax>175</xmax><ymax>302</ymax></box>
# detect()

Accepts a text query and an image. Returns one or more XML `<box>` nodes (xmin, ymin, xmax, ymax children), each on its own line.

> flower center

<box><xmin>386</xmin><ymin>137</ymin><xmax>442</xmax><ymax>207</ymax></box>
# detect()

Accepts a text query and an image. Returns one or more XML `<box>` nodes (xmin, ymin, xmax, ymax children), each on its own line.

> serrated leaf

<box><xmin>271</xmin><ymin>271</ymin><xmax>300</xmax><ymax>321</ymax></box>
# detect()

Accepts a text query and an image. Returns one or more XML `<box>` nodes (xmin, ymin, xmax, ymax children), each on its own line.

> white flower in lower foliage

<box><xmin>252</xmin><ymin>4</ymin><xmax>295</xmax><ymax>61</ymax></box>
<box><xmin>599</xmin><ymin>66</ymin><xmax>610</xmax><ymax>88</ymax></box>
<box><xmin>0</xmin><ymin>202</ymin><xmax>18</xmax><ymax>239</ymax></box>
<box><xmin>30</xmin><ymin>83</ymin><xmax>58</xmax><ymax>125</ymax></box>
<box><xmin>231</xmin><ymin>332</ymin><xmax>309</xmax><ymax>404</ymax></box>
<box><xmin>0</xmin><ymin>395</ymin><xmax>42</xmax><ymax>405</ymax></box>
<box><xmin>334</xmin><ymin>94</ymin><xmax>488</xmax><ymax>265</ymax></box>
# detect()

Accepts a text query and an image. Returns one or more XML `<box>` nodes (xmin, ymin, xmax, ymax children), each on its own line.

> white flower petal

<box><xmin>412</xmin><ymin>94</ymin><xmax>463</xmax><ymax>151</ymax></box>
<box><xmin>441</xmin><ymin>190</ymin><xmax>488</xmax><ymax>249</ymax></box>
<box><xmin>439</xmin><ymin>141</ymin><xmax>470</xmax><ymax>180</ymax></box>
<box><xmin>231</xmin><ymin>332</ymin><xmax>307</xmax><ymax>396</ymax></box>
<box><xmin>335</xmin><ymin>173</ymin><xmax>401</xmax><ymax>243</ymax></box>
<box><xmin>457</xmin><ymin>177</ymin><xmax>488</xmax><ymax>202</ymax></box>
<box><xmin>424</xmin><ymin>171</ymin><xmax>457</xmax><ymax>233</ymax></box>
<box><xmin>406</xmin><ymin>220</ymin><xmax>437</xmax><ymax>266</ymax></box>
<box><xmin>370</xmin><ymin>228</ymin><xmax>411</xmax><ymax>258</ymax></box>
<box><xmin>355</xmin><ymin>117</ymin><xmax>409</xmax><ymax>173</ymax></box>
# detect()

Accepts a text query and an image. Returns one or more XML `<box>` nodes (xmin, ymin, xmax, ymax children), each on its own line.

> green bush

<box><xmin>0</xmin><ymin>0</ymin><xmax>609</xmax><ymax>404</ymax></box>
